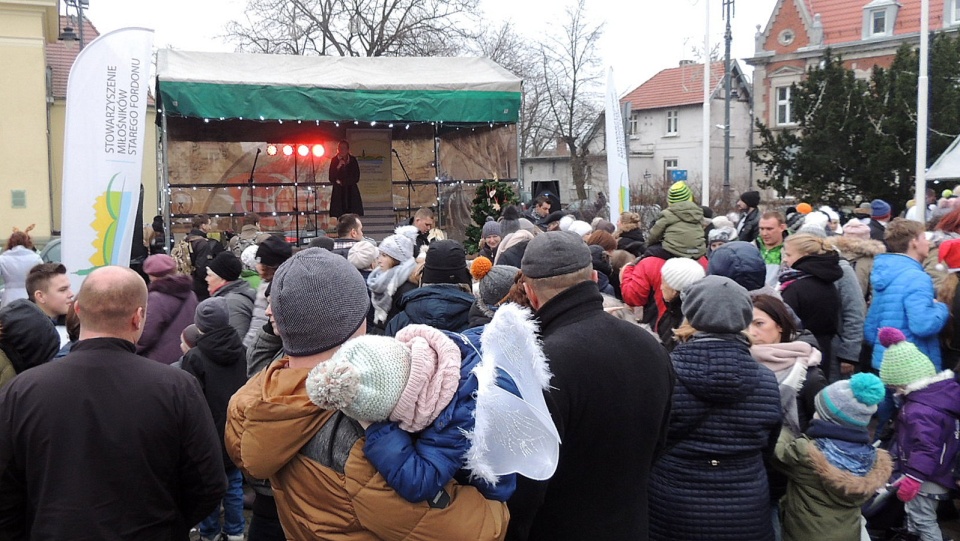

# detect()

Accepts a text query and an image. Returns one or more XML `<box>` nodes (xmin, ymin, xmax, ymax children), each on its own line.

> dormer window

<box><xmin>862</xmin><ymin>0</ymin><xmax>899</xmax><ymax>39</ymax></box>
<box><xmin>871</xmin><ymin>10</ymin><xmax>886</xmax><ymax>34</ymax></box>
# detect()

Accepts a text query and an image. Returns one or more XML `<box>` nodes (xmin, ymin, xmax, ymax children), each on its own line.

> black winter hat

<box><xmin>740</xmin><ymin>190</ymin><xmax>761</xmax><ymax>208</ymax></box>
<box><xmin>0</xmin><ymin>299</ymin><xmax>59</xmax><ymax>374</ymax></box>
<box><xmin>500</xmin><ymin>205</ymin><xmax>522</xmax><ymax>237</ymax></box>
<box><xmin>422</xmin><ymin>240</ymin><xmax>471</xmax><ymax>285</ymax></box>
<box><xmin>208</xmin><ymin>251</ymin><xmax>242</xmax><ymax>282</ymax></box>
<box><xmin>256</xmin><ymin>235</ymin><xmax>293</xmax><ymax>267</ymax></box>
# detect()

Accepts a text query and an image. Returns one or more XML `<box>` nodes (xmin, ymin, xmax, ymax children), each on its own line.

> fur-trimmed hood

<box><xmin>828</xmin><ymin>236</ymin><xmax>886</xmax><ymax>259</ymax></box>
<box><xmin>808</xmin><ymin>443</ymin><xmax>892</xmax><ymax>500</ymax></box>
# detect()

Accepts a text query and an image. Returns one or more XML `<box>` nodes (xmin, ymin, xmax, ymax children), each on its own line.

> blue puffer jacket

<box><xmin>864</xmin><ymin>253</ymin><xmax>948</xmax><ymax>370</ymax></box>
<box><xmin>362</xmin><ymin>327</ymin><xmax>518</xmax><ymax>503</ymax></box>
<box><xmin>650</xmin><ymin>334</ymin><xmax>781</xmax><ymax>541</ymax></box>
<box><xmin>384</xmin><ymin>285</ymin><xmax>475</xmax><ymax>336</ymax></box>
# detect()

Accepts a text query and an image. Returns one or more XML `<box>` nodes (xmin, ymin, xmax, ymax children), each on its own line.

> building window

<box><xmin>629</xmin><ymin>112</ymin><xmax>640</xmax><ymax>135</ymax></box>
<box><xmin>871</xmin><ymin>10</ymin><xmax>886</xmax><ymax>34</ymax></box>
<box><xmin>952</xmin><ymin>0</ymin><xmax>960</xmax><ymax>24</ymax></box>
<box><xmin>664</xmin><ymin>159</ymin><xmax>678</xmax><ymax>180</ymax></box>
<box><xmin>776</xmin><ymin>86</ymin><xmax>794</xmax><ymax>126</ymax></box>
<box><xmin>666</xmin><ymin>110</ymin><xmax>679</xmax><ymax>135</ymax></box>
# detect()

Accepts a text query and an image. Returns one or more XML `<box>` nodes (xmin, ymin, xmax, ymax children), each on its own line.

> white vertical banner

<box><xmin>605</xmin><ymin>68</ymin><xmax>629</xmax><ymax>218</ymax></box>
<box><xmin>61</xmin><ymin>28</ymin><xmax>154</xmax><ymax>292</ymax></box>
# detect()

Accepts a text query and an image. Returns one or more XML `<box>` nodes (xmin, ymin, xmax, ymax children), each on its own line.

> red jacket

<box><xmin>621</xmin><ymin>254</ymin><xmax>707</xmax><ymax>330</ymax></box>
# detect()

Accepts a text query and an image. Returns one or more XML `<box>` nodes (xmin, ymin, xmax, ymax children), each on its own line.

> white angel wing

<box><xmin>466</xmin><ymin>303</ymin><xmax>560</xmax><ymax>485</ymax></box>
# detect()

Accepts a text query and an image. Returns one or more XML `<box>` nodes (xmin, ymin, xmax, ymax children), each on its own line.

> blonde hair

<box><xmin>617</xmin><ymin>212</ymin><xmax>641</xmax><ymax>234</ymax></box>
<box><xmin>673</xmin><ymin>321</ymin><xmax>752</xmax><ymax>343</ymax></box>
<box><xmin>784</xmin><ymin>233</ymin><xmax>834</xmax><ymax>257</ymax></box>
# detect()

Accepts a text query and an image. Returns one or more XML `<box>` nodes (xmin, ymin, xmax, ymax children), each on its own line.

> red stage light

<box><xmin>282</xmin><ymin>145</ymin><xmax>294</xmax><ymax>156</ymax></box>
<box><xmin>297</xmin><ymin>144</ymin><xmax>309</xmax><ymax>157</ymax></box>
<box><xmin>266</xmin><ymin>144</ymin><xmax>278</xmax><ymax>156</ymax></box>
<box><xmin>312</xmin><ymin>144</ymin><xmax>325</xmax><ymax>157</ymax></box>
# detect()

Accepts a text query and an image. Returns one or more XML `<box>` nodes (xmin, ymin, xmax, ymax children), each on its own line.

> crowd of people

<box><xmin>3</xmin><ymin>184</ymin><xmax>960</xmax><ymax>540</ymax></box>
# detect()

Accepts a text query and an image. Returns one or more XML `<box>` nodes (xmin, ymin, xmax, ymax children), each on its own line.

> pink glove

<box><xmin>894</xmin><ymin>475</ymin><xmax>922</xmax><ymax>502</ymax></box>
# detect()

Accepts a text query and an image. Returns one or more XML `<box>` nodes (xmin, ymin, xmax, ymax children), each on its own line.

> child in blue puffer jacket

<box><xmin>305</xmin><ymin>322</ymin><xmax>518</xmax><ymax>503</ymax></box>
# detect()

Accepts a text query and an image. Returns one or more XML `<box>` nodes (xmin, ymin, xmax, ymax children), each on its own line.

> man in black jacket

<box><xmin>736</xmin><ymin>190</ymin><xmax>761</xmax><ymax>242</ymax></box>
<box><xmin>187</xmin><ymin>214</ymin><xmax>224</xmax><ymax>301</ymax></box>
<box><xmin>506</xmin><ymin>232</ymin><xmax>675</xmax><ymax>541</ymax></box>
<box><xmin>0</xmin><ymin>266</ymin><xmax>226</xmax><ymax>540</ymax></box>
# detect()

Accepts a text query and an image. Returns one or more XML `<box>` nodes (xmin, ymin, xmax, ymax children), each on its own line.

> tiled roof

<box><xmin>620</xmin><ymin>62</ymin><xmax>725</xmax><ymax>111</ymax></box>
<box><xmin>805</xmin><ymin>0</ymin><xmax>947</xmax><ymax>46</ymax></box>
<box><xmin>45</xmin><ymin>16</ymin><xmax>101</xmax><ymax>99</ymax></box>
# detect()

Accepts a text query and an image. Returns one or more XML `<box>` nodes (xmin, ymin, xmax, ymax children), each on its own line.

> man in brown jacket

<box><xmin>225</xmin><ymin>248</ymin><xmax>508</xmax><ymax>540</ymax></box>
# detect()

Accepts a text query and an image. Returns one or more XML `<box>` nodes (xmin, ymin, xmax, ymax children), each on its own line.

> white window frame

<box><xmin>871</xmin><ymin>10</ymin><xmax>886</xmax><ymax>35</ymax></box>
<box><xmin>776</xmin><ymin>86</ymin><xmax>795</xmax><ymax>126</ymax></box>
<box><xmin>950</xmin><ymin>0</ymin><xmax>960</xmax><ymax>24</ymax></box>
<box><xmin>629</xmin><ymin>112</ymin><xmax>640</xmax><ymax>136</ymax></box>
<box><xmin>664</xmin><ymin>159</ymin><xmax>678</xmax><ymax>181</ymax></box>
<box><xmin>666</xmin><ymin>110</ymin><xmax>679</xmax><ymax>135</ymax></box>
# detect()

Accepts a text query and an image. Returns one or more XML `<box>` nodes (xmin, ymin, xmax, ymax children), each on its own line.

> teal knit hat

<box><xmin>667</xmin><ymin>181</ymin><xmax>694</xmax><ymax>205</ymax></box>
<box><xmin>814</xmin><ymin>373</ymin><xmax>885</xmax><ymax>427</ymax></box>
<box><xmin>878</xmin><ymin>327</ymin><xmax>937</xmax><ymax>386</ymax></box>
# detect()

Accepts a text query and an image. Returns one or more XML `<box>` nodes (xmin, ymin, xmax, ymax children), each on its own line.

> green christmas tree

<box><xmin>465</xmin><ymin>177</ymin><xmax>519</xmax><ymax>254</ymax></box>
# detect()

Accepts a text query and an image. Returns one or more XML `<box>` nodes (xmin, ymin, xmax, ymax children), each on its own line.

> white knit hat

<box><xmin>660</xmin><ymin>257</ymin><xmax>706</xmax><ymax>292</ymax></box>
<box><xmin>347</xmin><ymin>240</ymin><xmax>379</xmax><ymax>271</ymax></box>
<box><xmin>378</xmin><ymin>233</ymin><xmax>413</xmax><ymax>263</ymax></box>
<box><xmin>559</xmin><ymin>215</ymin><xmax>575</xmax><ymax>232</ymax></box>
<box><xmin>568</xmin><ymin>220</ymin><xmax>592</xmax><ymax>237</ymax></box>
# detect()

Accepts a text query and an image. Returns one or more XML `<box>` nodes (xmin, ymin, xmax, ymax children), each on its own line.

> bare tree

<box><xmin>539</xmin><ymin>0</ymin><xmax>603</xmax><ymax>200</ymax></box>
<box><xmin>472</xmin><ymin>22</ymin><xmax>555</xmax><ymax>157</ymax></box>
<box><xmin>224</xmin><ymin>0</ymin><xmax>480</xmax><ymax>57</ymax></box>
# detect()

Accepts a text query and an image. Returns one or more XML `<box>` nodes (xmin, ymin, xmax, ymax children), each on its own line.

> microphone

<box><xmin>248</xmin><ymin>148</ymin><xmax>262</xmax><ymax>184</ymax></box>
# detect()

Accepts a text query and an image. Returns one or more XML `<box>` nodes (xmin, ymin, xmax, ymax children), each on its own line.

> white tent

<box><xmin>926</xmin><ymin>133</ymin><xmax>960</xmax><ymax>180</ymax></box>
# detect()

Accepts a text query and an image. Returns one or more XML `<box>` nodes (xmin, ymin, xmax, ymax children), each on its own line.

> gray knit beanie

<box><xmin>195</xmin><ymin>297</ymin><xmax>230</xmax><ymax>333</ymax></box>
<box><xmin>680</xmin><ymin>275</ymin><xmax>752</xmax><ymax>333</ymax></box>
<box><xmin>480</xmin><ymin>265</ymin><xmax>519</xmax><ymax>306</ymax></box>
<box><xmin>482</xmin><ymin>217</ymin><xmax>501</xmax><ymax>238</ymax></box>
<box><xmin>272</xmin><ymin>248</ymin><xmax>371</xmax><ymax>356</ymax></box>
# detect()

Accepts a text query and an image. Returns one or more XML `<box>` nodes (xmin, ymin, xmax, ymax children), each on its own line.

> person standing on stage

<box><xmin>329</xmin><ymin>140</ymin><xmax>364</xmax><ymax>218</ymax></box>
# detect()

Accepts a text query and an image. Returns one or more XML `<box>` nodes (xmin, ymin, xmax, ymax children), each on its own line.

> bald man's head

<box><xmin>76</xmin><ymin>266</ymin><xmax>148</xmax><ymax>338</ymax></box>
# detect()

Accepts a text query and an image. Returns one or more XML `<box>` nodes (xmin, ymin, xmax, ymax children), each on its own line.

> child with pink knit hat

<box><xmin>305</xmin><ymin>304</ymin><xmax>559</xmax><ymax>504</ymax></box>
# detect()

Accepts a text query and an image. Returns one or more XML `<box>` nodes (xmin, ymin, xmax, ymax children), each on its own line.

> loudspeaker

<box><xmin>531</xmin><ymin>180</ymin><xmax>561</xmax><ymax>211</ymax></box>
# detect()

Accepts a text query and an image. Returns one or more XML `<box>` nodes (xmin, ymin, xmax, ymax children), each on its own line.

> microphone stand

<box><xmin>392</xmin><ymin>149</ymin><xmax>415</xmax><ymax>221</ymax></box>
<box><xmin>247</xmin><ymin>148</ymin><xmax>261</xmax><ymax>213</ymax></box>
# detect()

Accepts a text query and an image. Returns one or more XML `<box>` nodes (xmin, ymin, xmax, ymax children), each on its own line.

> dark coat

<box><xmin>616</xmin><ymin>229</ymin><xmax>646</xmax><ymax>257</ymax></box>
<box><xmin>329</xmin><ymin>154</ymin><xmax>363</xmax><ymax>217</ymax></box>
<box><xmin>0</xmin><ymin>338</ymin><xmax>225</xmax><ymax>540</ymax></box>
<box><xmin>0</xmin><ymin>299</ymin><xmax>59</xmax><ymax>376</ymax></box>
<box><xmin>182</xmin><ymin>326</ymin><xmax>248</xmax><ymax>467</ymax></box>
<box><xmin>737</xmin><ymin>209</ymin><xmax>760</xmax><ymax>242</ymax></box>
<box><xmin>187</xmin><ymin>229</ymin><xmax>224</xmax><ymax>301</ymax></box>
<box><xmin>505</xmin><ymin>281</ymin><xmax>674</xmax><ymax>541</ymax></box>
<box><xmin>868</xmin><ymin>219</ymin><xmax>886</xmax><ymax>241</ymax></box>
<box><xmin>656</xmin><ymin>297</ymin><xmax>683</xmax><ymax>351</ymax></box>
<box><xmin>650</xmin><ymin>335</ymin><xmax>781</xmax><ymax>541</ymax></box>
<box><xmin>496</xmin><ymin>239</ymin><xmax>529</xmax><ymax>268</ymax></box>
<box><xmin>368</xmin><ymin>280</ymin><xmax>417</xmax><ymax>335</ymax></box>
<box><xmin>138</xmin><ymin>275</ymin><xmax>199</xmax><ymax>365</ymax></box>
<box><xmin>738</xmin><ymin>207</ymin><xmax>761</xmax><ymax>242</ymax></box>
<box><xmin>781</xmin><ymin>253</ymin><xmax>843</xmax><ymax>375</ymax></box>
<box><xmin>383</xmin><ymin>285</ymin><xmax>475</xmax><ymax>337</ymax></box>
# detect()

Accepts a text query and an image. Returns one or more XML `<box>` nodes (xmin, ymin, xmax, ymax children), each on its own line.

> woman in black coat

<box><xmin>649</xmin><ymin>276</ymin><xmax>781</xmax><ymax>541</ymax></box>
<box><xmin>778</xmin><ymin>233</ymin><xmax>843</xmax><ymax>379</ymax></box>
<box><xmin>328</xmin><ymin>140</ymin><xmax>363</xmax><ymax>217</ymax></box>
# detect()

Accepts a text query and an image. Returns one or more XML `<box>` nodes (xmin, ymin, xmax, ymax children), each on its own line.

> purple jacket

<box><xmin>895</xmin><ymin>371</ymin><xmax>960</xmax><ymax>488</ymax></box>
<box><xmin>137</xmin><ymin>275</ymin><xmax>198</xmax><ymax>364</ymax></box>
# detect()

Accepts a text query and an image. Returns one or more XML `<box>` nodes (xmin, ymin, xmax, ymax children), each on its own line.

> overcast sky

<box><xmin>83</xmin><ymin>0</ymin><xmax>776</xmax><ymax>94</ymax></box>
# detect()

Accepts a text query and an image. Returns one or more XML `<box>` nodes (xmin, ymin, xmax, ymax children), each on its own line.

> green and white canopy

<box><xmin>155</xmin><ymin>50</ymin><xmax>522</xmax><ymax>124</ymax></box>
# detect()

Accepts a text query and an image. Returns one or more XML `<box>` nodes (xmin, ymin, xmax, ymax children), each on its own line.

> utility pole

<box><xmin>723</xmin><ymin>0</ymin><xmax>735</xmax><ymax>198</ymax></box>
<box><xmin>701</xmin><ymin>0</ymin><xmax>710</xmax><ymax>205</ymax></box>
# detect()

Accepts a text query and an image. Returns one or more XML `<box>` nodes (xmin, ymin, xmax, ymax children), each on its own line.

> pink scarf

<box><xmin>750</xmin><ymin>340</ymin><xmax>821</xmax><ymax>381</ymax></box>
